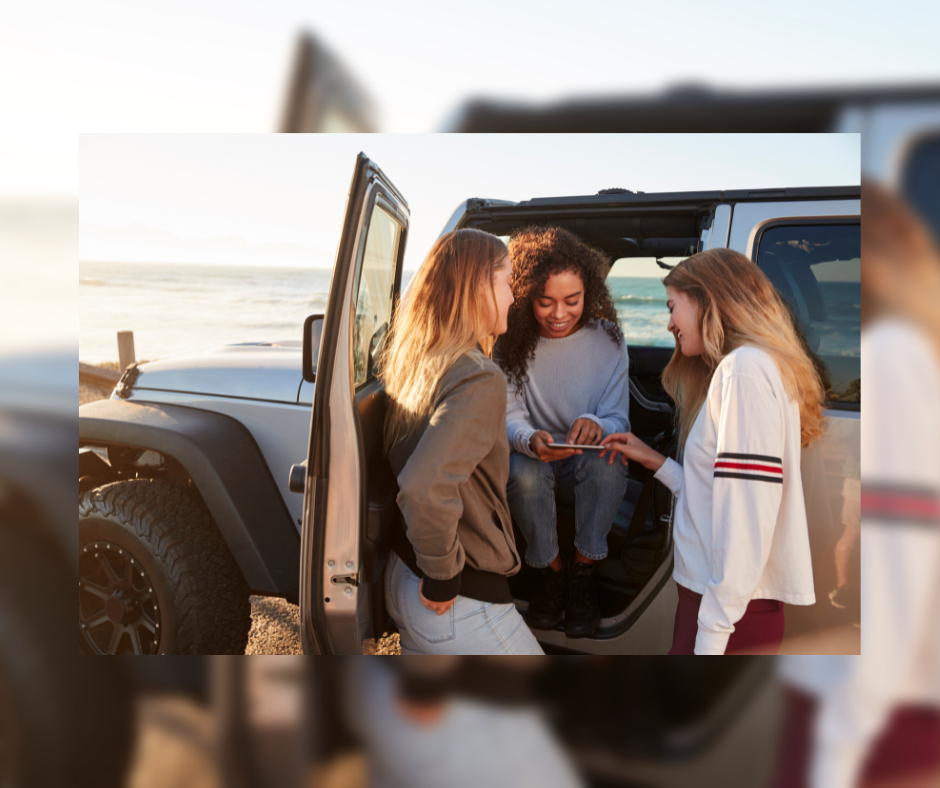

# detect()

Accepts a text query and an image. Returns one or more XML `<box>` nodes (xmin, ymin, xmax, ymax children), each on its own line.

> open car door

<box><xmin>299</xmin><ymin>153</ymin><xmax>409</xmax><ymax>654</ymax></box>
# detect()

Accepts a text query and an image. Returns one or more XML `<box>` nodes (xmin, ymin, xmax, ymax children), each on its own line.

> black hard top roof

<box><xmin>446</xmin><ymin>83</ymin><xmax>940</xmax><ymax>133</ymax></box>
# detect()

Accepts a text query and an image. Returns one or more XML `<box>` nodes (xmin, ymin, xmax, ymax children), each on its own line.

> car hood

<box><xmin>128</xmin><ymin>342</ymin><xmax>310</xmax><ymax>405</ymax></box>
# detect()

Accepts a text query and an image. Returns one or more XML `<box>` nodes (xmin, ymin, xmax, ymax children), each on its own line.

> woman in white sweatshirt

<box><xmin>599</xmin><ymin>248</ymin><xmax>825</xmax><ymax>655</ymax></box>
<box><xmin>772</xmin><ymin>182</ymin><xmax>940</xmax><ymax>788</ymax></box>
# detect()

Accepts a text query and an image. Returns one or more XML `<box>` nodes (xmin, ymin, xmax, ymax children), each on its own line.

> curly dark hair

<box><xmin>494</xmin><ymin>225</ymin><xmax>624</xmax><ymax>392</ymax></box>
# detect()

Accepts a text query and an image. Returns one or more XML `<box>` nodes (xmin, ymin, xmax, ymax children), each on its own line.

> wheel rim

<box><xmin>79</xmin><ymin>541</ymin><xmax>162</xmax><ymax>655</ymax></box>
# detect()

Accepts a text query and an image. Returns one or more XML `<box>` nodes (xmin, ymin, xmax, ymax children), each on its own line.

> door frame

<box><xmin>300</xmin><ymin>153</ymin><xmax>409</xmax><ymax>654</ymax></box>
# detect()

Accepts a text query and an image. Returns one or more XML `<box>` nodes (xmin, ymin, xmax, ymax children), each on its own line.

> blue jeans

<box><xmin>384</xmin><ymin>552</ymin><xmax>545</xmax><ymax>655</ymax></box>
<box><xmin>507</xmin><ymin>451</ymin><xmax>629</xmax><ymax>568</ymax></box>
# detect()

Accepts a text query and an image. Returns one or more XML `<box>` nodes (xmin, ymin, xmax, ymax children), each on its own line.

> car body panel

<box><xmin>132</xmin><ymin>345</ymin><xmax>305</xmax><ymax>405</ymax></box>
<box><xmin>116</xmin><ymin>388</ymin><xmax>311</xmax><ymax>531</ymax></box>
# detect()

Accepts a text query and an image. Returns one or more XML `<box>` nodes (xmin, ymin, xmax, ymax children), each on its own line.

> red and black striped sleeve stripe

<box><xmin>861</xmin><ymin>483</ymin><xmax>940</xmax><ymax>527</ymax></box>
<box><xmin>714</xmin><ymin>452</ymin><xmax>783</xmax><ymax>484</ymax></box>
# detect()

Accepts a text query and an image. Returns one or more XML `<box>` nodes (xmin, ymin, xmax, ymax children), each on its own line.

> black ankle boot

<box><xmin>525</xmin><ymin>565</ymin><xmax>566</xmax><ymax>630</ymax></box>
<box><xmin>565</xmin><ymin>560</ymin><xmax>600</xmax><ymax>638</ymax></box>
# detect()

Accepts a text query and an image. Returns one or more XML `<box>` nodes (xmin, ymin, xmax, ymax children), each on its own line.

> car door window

<box><xmin>756</xmin><ymin>223</ymin><xmax>860</xmax><ymax>407</ymax></box>
<box><xmin>353</xmin><ymin>204</ymin><xmax>402</xmax><ymax>388</ymax></box>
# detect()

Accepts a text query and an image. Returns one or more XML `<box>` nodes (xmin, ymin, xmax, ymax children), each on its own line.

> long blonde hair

<box><xmin>861</xmin><ymin>180</ymin><xmax>940</xmax><ymax>359</ymax></box>
<box><xmin>661</xmin><ymin>248</ymin><xmax>825</xmax><ymax>448</ymax></box>
<box><xmin>378</xmin><ymin>228</ymin><xmax>509</xmax><ymax>448</ymax></box>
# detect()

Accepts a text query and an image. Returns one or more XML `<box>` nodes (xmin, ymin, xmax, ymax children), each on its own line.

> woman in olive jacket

<box><xmin>379</xmin><ymin>228</ymin><xmax>544</xmax><ymax>655</ymax></box>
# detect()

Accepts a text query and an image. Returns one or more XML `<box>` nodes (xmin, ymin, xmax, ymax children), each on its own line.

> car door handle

<box><xmin>289</xmin><ymin>461</ymin><xmax>307</xmax><ymax>493</ymax></box>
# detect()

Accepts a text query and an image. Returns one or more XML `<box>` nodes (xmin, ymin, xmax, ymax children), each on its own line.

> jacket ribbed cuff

<box><xmin>514</xmin><ymin>428</ymin><xmax>539</xmax><ymax>458</ymax></box>
<box><xmin>422</xmin><ymin>572</ymin><xmax>462</xmax><ymax>602</ymax></box>
<box><xmin>694</xmin><ymin>627</ymin><xmax>731</xmax><ymax>655</ymax></box>
<box><xmin>810</xmin><ymin>742</ymin><xmax>868</xmax><ymax>788</ymax></box>
<box><xmin>654</xmin><ymin>457</ymin><xmax>683</xmax><ymax>496</ymax></box>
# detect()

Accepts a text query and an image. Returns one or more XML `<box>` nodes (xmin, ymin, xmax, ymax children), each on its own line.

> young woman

<box><xmin>494</xmin><ymin>226</ymin><xmax>630</xmax><ymax>639</ymax></box>
<box><xmin>772</xmin><ymin>183</ymin><xmax>940</xmax><ymax>787</ymax></box>
<box><xmin>378</xmin><ymin>228</ymin><xmax>544</xmax><ymax>655</ymax></box>
<box><xmin>600</xmin><ymin>248</ymin><xmax>824</xmax><ymax>655</ymax></box>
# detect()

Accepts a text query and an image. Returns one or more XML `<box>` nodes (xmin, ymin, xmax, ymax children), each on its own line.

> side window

<box><xmin>353</xmin><ymin>204</ymin><xmax>402</xmax><ymax>387</ymax></box>
<box><xmin>901</xmin><ymin>133</ymin><xmax>940</xmax><ymax>243</ymax></box>
<box><xmin>757</xmin><ymin>223</ymin><xmax>860</xmax><ymax>407</ymax></box>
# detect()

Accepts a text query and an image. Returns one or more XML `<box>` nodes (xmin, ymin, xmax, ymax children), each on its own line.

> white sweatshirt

<box><xmin>654</xmin><ymin>345</ymin><xmax>816</xmax><ymax>655</ymax></box>
<box><xmin>779</xmin><ymin>319</ymin><xmax>940</xmax><ymax>788</ymax></box>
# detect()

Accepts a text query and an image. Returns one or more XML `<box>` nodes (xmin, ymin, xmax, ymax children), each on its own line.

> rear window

<box><xmin>756</xmin><ymin>223</ymin><xmax>860</xmax><ymax>407</ymax></box>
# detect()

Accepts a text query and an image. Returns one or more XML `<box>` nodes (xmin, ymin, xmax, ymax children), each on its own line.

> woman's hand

<box><xmin>567</xmin><ymin>417</ymin><xmax>603</xmax><ymax>446</ymax></box>
<box><xmin>418</xmin><ymin>579</ymin><xmax>456</xmax><ymax>616</ymax></box>
<box><xmin>599</xmin><ymin>432</ymin><xmax>667</xmax><ymax>472</ymax></box>
<box><xmin>529</xmin><ymin>430</ymin><xmax>581</xmax><ymax>462</ymax></box>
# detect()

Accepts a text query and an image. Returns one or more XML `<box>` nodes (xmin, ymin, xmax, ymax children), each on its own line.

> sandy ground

<box><xmin>81</xmin><ymin>376</ymin><xmax>400</xmax><ymax>655</ymax></box>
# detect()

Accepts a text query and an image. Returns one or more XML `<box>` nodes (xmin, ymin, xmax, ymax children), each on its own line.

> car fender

<box><xmin>79</xmin><ymin>399</ymin><xmax>299</xmax><ymax>596</ymax></box>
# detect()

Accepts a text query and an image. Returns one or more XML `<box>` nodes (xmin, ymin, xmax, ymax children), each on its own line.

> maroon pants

<box><xmin>772</xmin><ymin>687</ymin><xmax>940</xmax><ymax>788</ymax></box>
<box><xmin>668</xmin><ymin>583</ymin><xmax>785</xmax><ymax>655</ymax></box>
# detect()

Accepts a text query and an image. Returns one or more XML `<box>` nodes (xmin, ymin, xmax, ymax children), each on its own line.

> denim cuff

<box><xmin>422</xmin><ymin>572</ymin><xmax>462</xmax><ymax>601</ymax></box>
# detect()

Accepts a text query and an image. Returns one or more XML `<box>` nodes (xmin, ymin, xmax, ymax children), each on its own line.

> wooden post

<box><xmin>117</xmin><ymin>331</ymin><xmax>136</xmax><ymax>371</ymax></box>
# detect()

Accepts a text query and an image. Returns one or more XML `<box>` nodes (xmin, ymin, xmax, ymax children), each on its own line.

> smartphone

<box><xmin>549</xmin><ymin>443</ymin><xmax>605</xmax><ymax>451</ymax></box>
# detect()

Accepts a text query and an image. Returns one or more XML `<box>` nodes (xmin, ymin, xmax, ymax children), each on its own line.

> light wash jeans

<box><xmin>384</xmin><ymin>552</ymin><xmax>545</xmax><ymax>655</ymax></box>
<box><xmin>507</xmin><ymin>450</ymin><xmax>629</xmax><ymax>568</ymax></box>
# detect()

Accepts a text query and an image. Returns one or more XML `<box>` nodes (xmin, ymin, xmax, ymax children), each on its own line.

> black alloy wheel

<box><xmin>79</xmin><ymin>479</ymin><xmax>252</xmax><ymax>655</ymax></box>
<box><xmin>79</xmin><ymin>540</ymin><xmax>162</xmax><ymax>655</ymax></box>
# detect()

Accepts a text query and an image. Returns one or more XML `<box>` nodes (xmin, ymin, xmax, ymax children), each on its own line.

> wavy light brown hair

<box><xmin>378</xmin><ymin>228</ymin><xmax>509</xmax><ymax>448</ymax></box>
<box><xmin>662</xmin><ymin>248</ymin><xmax>825</xmax><ymax>448</ymax></box>
<box><xmin>861</xmin><ymin>179</ymin><xmax>940</xmax><ymax>353</ymax></box>
<box><xmin>494</xmin><ymin>225</ymin><xmax>623</xmax><ymax>391</ymax></box>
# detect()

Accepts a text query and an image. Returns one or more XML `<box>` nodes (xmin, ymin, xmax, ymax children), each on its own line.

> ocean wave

<box><xmin>614</xmin><ymin>294</ymin><xmax>667</xmax><ymax>304</ymax></box>
<box><xmin>80</xmin><ymin>278</ymin><xmax>108</xmax><ymax>287</ymax></box>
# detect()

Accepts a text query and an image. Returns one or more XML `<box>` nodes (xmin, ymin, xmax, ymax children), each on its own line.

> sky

<box><xmin>80</xmin><ymin>133</ymin><xmax>861</xmax><ymax>272</ymax></box>
<box><xmin>3</xmin><ymin>0</ymin><xmax>937</xmax><ymax>198</ymax></box>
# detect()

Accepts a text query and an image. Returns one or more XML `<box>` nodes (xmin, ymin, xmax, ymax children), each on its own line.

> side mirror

<box><xmin>303</xmin><ymin>314</ymin><xmax>324</xmax><ymax>383</ymax></box>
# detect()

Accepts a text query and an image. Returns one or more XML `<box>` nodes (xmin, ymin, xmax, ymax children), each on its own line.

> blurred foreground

<box><xmin>3</xmin><ymin>27</ymin><xmax>940</xmax><ymax>788</ymax></box>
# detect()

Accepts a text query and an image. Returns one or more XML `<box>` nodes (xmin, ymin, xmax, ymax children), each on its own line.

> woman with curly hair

<box><xmin>600</xmin><ymin>248</ymin><xmax>825</xmax><ymax>655</ymax></box>
<box><xmin>494</xmin><ymin>225</ymin><xmax>630</xmax><ymax>639</ymax></box>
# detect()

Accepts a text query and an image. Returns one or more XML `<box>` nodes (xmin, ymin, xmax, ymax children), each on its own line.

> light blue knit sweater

<box><xmin>504</xmin><ymin>320</ymin><xmax>631</xmax><ymax>458</ymax></box>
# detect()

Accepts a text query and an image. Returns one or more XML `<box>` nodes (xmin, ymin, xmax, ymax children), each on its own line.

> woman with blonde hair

<box><xmin>378</xmin><ymin>228</ymin><xmax>544</xmax><ymax>655</ymax></box>
<box><xmin>600</xmin><ymin>247</ymin><xmax>825</xmax><ymax>655</ymax></box>
<box><xmin>772</xmin><ymin>183</ymin><xmax>940</xmax><ymax>788</ymax></box>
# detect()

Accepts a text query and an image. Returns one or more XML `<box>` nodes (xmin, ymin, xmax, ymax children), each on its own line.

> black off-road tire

<box><xmin>79</xmin><ymin>479</ymin><xmax>251</xmax><ymax>655</ymax></box>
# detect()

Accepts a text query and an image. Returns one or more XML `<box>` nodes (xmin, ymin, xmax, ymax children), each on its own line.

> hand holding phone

<box><xmin>567</xmin><ymin>417</ymin><xmax>603</xmax><ymax>446</ymax></box>
<box><xmin>529</xmin><ymin>431</ymin><xmax>582</xmax><ymax>462</ymax></box>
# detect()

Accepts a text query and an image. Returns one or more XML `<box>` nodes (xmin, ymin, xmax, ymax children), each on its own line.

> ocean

<box><xmin>79</xmin><ymin>261</ymin><xmax>858</xmax><ymax>367</ymax></box>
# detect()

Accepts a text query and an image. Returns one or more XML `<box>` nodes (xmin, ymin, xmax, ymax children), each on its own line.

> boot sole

<box><xmin>526</xmin><ymin>615</ymin><xmax>564</xmax><ymax>631</ymax></box>
<box><xmin>564</xmin><ymin>619</ymin><xmax>600</xmax><ymax>639</ymax></box>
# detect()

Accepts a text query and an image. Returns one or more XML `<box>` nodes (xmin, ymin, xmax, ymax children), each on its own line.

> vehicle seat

<box><xmin>761</xmin><ymin>254</ymin><xmax>827</xmax><ymax>353</ymax></box>
<box><xmin>362</xmin><ymin>452</ymin><xmax>399</xmax><ymax>585</ymax></box>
